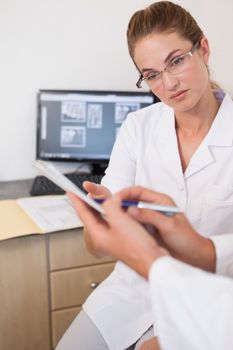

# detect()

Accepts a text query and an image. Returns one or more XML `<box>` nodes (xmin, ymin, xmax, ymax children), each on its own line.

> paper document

<box><xmin>18</xmin><ymin>195</ymin><xmax>83</xmax><ymax>232</ymax></box>
<box><xmin>0</xmin><ymin>195</ymin><xmax>83</xmax><ymax>240</ymax></box>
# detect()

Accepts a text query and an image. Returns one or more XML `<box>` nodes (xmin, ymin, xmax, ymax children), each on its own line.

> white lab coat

<box><xmin>149</xmin><ymin>250</ymin><xmax>233</xmax><ymax>350</ymax></box>
<box><xmin>83</xmin><ymin>93</ymin><xmax>233</xmax><ymax>349</ymax></box>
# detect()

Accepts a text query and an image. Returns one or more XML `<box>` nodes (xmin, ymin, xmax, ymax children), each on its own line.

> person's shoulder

<box><xmin>137</xmin><ymin>100</ymin><xmax>165</xmax><ymax>115</ymax></box>
<box><xmin>119</xmin><ymin>101</ymin><xmax>170</xmax><ymax>138</ymax></box>
<box><xmin>127</xmin><ymin>101</ymin><xmax>168</xmax><ymax>124</ymax></box>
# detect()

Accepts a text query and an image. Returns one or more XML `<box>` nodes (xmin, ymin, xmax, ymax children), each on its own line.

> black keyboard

<box><xmin>30</xmin><ymin>173</ymin><xmax>103</xmax><ymax>196</ymax></box>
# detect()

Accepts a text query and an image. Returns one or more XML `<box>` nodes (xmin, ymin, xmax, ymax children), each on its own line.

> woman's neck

<box><xmin>175</xmin><ymin>89</ymin><xmax>221</xmax><ymax>136</ymax></box>
<box><xmin>174</xmin><ymin>88</ymin><xmax>222</xmax><ymax>172</ymax></box>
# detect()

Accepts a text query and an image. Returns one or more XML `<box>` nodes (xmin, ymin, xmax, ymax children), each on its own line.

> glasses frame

<box><xmin>136</xmin><ymin>41</ymin><xmax>200</xmax><ymax>89</ymax></box>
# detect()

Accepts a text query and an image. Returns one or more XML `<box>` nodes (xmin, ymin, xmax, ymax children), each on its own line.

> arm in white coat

<box><xmin>149</xmin><ymin>256</ymin><xmax>233</xmax><ymax>350</ymax></box>
<box><xmin>210</xmin><ymin>234</ymin><xmax>233</xmax><ymax>278</ymax></box>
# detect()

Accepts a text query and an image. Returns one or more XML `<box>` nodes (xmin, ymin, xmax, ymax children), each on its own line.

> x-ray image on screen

<box><xmin>36</xmin><ymin>90</ymin><xmax>156</xmax><ymax>163</ymax></box>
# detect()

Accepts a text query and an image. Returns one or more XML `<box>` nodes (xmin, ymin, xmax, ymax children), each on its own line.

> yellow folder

<box><xmin>0</xmin><ymin>200</ymin><xmax>42</xmax><ymax>240</ymax></box>
<box><xmin>0</xmin><ymin>195</ymin><xmax>83</xmax><ymax>241</ymax></box>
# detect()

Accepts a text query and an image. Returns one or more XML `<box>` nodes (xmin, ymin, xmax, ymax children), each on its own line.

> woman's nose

<box><xmin>162</xmin><ymin>71</ymin><xmax>180</xmax><ymax>91</ymax></box>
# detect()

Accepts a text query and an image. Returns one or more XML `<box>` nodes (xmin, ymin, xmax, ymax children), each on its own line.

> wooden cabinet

<box><xmin>51</xmin><ymin>306</ymin><xmax>82</xmax><ymax>348</ymax></box>
<box><xmin>0</xmin><ymin>225</ymin><xmax>115</xmax><ymax>350</ymax></box>
<box><xmin>0</xmin><ymin>235</ymin><xmax>51</xmax><ymax>350</ymax></box>
<box><xmin>49</xmin><ymin>229</ymin><xmax>115</xmax><ymax>348</ymax></box>
<box><xmin>0</xmin><ymin>180</ymin><xmax>115</xmax><ymax>350</ymax></box>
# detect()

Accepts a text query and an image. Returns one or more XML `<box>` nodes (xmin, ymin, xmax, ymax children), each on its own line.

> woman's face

<box><xmin>133</xmin><ymin>32</ymin><xmax>210</xmax><ymax>113</ymax></box>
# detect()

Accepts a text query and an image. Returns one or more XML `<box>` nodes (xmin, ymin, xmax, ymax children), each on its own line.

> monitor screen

<box><xmin>36</xmin><ymin>89</ymin><xmax>156</xmax><ymax>165</ymax></box>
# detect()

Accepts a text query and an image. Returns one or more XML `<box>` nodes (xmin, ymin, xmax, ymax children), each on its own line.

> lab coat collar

<box><xmin>155</xmin><ymin>93</ymin><xmax>233</xmax><ymax>179</ymax></box>
<box><xmin>186</xmin><ymin>93</ymin><xmax>233</xmax><ymax>178</ymax></box>
<box><xmin>204</xmin><ymin>93</ymin><xmax>233</xmax><ymax>147</ymax></box>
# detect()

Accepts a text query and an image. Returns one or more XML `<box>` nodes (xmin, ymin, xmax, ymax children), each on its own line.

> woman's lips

<box><xmin>170</xmin><ymin>90</ymin><xmax>188</xmax><ymax>100</ymax></box>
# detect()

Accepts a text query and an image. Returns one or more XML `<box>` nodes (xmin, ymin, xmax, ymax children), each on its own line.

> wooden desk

<box><xmin>0</xmin><ymin>180</ymin><xmax>115</xmax><ymax>350</ymax></box>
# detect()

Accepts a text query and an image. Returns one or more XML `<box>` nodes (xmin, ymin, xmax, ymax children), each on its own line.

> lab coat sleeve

<box><xmin>101</xmin><ymin>113</ymin><xmax>138</xmax><ymax>193</ymax></box>
<box><xmin>209</xmin><ymin>234</ymin><xmax>233</xmax><ymax>278</ymax></box>
<box><xmin>149</xmin><ymin>256</ymin><xmax>233</xmax><ymax>350</ymax></box>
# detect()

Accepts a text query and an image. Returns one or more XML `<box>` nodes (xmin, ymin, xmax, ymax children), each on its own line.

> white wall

<box><xmin>0</xmin><ymin>0</ymin><xmax>233</xmax><ymax>181</ymax></box>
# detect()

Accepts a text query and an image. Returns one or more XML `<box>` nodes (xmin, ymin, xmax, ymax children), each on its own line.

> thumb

<box><xmin>83</xmin><ymin>181</ymin><xmax>111</xmax><ymax>198</ymax></box>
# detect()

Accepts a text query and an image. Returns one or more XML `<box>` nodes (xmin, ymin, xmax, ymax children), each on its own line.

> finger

<box><xmin>82</xmin><ymin>181</ymin><xmax>100</xmax><ymax>194</ymax></box>
<box><xmin>83</xmin><ymin>181</ymin><xmax>111</xmax><ymax>198</ymax></box>
<box><xmin>67</xmin><ymin>192</ymin><xmax>108</xmax><ymax>230</ymax></box>
<box><xmin>103</xmin><ymin>195</ymin><xmax>144</xmax><ymax>231</ymax></box>
<box><xmin>103</xmin><ymin>196</ymin><xmax>162</xmax><ymax>253</ymax></box>
<box><xmin>127</xmin><ymin>206</ymin><xmax>172</xmax><ymax>231</ymax></box>
<box><xmin>68</xmin><ymin>192</ymin><xmax>113</xmax><ymax>257</ymax></box>
<box><xmin>117</xmin><ymin>186</ymin><xmax>176</xmax><ymax>206</ymax></box>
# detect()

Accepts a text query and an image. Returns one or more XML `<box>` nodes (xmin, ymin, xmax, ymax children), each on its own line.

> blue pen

<box><xmin>95</xmin><ymin>199</ymin><xmax>181</xmax><ymax>216</ymax></box>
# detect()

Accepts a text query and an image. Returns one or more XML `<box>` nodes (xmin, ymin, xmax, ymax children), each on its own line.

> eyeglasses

<box><xmin>136</xmin><ymin>41</ymin><xmax>200</xmax><ymax>89</ymax></box>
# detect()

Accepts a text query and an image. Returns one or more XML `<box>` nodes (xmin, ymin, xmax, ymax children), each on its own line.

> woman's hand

<box><xmin>68</xmin><ymin>192</ymin><xmax>168</xmax><ymax>279</ymax></box>
<box><xmin>117</xmin><ymin>186</ymin><xmax>216</xmax><ymax>272</ymax></box>
<box><xmin>83</xmin><ymin>181</ymin><xmax>112</xmax><ymax>199</ymax></box>
<box><xmin>139</xmin><ymin>337</ymin><xmax>161</xmax><ymax>350</ymax></box>
<box><xmin>81</xmin><ymin>181</ymin><xmax>112</xmax><ymax>257</ymax></box>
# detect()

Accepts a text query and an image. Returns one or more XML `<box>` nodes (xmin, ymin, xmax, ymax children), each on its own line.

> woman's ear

<box><xmin>199</xmin><ymin>36</ymin><xmax>210</xmax><ymax>64</ymax></box>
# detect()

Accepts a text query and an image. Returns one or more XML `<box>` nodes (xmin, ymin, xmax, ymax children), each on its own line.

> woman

<box><xmin>56</xmin><ymin>1</ymin><xmax>233</xmax><ymax>349</ymax></box>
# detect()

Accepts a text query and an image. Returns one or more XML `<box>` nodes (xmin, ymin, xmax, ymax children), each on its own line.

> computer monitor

<box><xmin>36</xmin><ymin>89</ymin><xmax>156</xmax><ymax>172</ymax></box>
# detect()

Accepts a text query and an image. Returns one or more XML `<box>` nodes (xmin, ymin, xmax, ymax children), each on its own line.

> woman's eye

<box><xmin>171</xmin><ymin>56</ymin><xmax>185</xmax><ymax>66</ymax></box>
<box><xmin>147</xmin><ymin>73</ymin><xmax>160</xmax><ymax>81</ymax></box>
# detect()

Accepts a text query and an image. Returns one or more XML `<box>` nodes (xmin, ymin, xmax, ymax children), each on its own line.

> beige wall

<box><xmin>0</xmin><ymin>0</ymin><xmax>232</xmax><ymax>180</ymax></box>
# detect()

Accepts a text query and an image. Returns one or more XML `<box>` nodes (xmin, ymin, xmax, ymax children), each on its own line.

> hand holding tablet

<box><xmin>34</xmin><ymin>160</ymin><xmax>105</xmax><ymax>215</ymax></box>
<box><xmin>34</xmin><ymin>160</ymin><xmax>181</xmax><ymax>216</ymax></box>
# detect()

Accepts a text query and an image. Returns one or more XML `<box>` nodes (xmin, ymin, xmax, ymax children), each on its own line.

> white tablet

<box><xmin>34</xmin><ymin>160</ymin><xmax>105</xmax><ymax>215</ymax></box>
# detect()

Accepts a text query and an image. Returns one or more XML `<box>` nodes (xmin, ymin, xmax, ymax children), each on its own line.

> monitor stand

<box><xmin>91</xmin><ymin>162</ymin><xmax>108</xmax><ymax>175</ymax></box>
<box><xmin>70</xmin><ymin>162</ymin><xmax>108</xmax><ymax>175</ymax></box>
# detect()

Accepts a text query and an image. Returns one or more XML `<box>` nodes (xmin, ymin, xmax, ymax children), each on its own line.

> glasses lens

<box><xmin>168</xmin><ymin>52</ymin><xmax>192</xmax><ymax>75</ymax></box>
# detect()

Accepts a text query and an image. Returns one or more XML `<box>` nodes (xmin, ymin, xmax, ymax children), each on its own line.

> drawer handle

<box><xmin>90</xmin><ymin>282</ymin><xmax>99</xmax><ymax>289</ymax></box>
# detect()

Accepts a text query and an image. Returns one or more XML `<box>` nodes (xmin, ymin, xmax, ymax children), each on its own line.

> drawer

<box><xmin>51</xmin><ymin>262</ymin><xmax>115</xmax><ymax>309</ymax></box>
<box><xmin>49</xmin><ymin>229</ymin><xmax>115</xmax><ymax>270</ymax></box>
<box><xmin>52</xmin><ymin>307</ymin><xmax>81</xmax><ymax>348</ymax></box>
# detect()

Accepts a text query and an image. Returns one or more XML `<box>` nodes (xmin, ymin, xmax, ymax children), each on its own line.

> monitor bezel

<box><xmin>36</xmin><ymin>89</ymin><xmax>157</xmax><ymax>165</ymax></box>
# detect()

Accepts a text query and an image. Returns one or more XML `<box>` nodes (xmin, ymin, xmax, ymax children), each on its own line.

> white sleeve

<box><xmin>101</xmin><ymin>113</ymin><xmax>138</xmax><ymax>193</ymax></box>
<box><xmin>149</xmin><ymin>256</ymin><xmax>233</xmax><ymax>350</ymax></box>
<box><xmin>209</xmin><ymin>234</ymin><xmax>233</xmax><ymax>278</ymax></box>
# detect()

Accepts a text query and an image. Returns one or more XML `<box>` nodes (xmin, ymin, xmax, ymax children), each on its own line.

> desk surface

<box><xmin>0</xmin><ymin>178</ymin><xmax>34</xmax><ymax>199</ymax></box>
